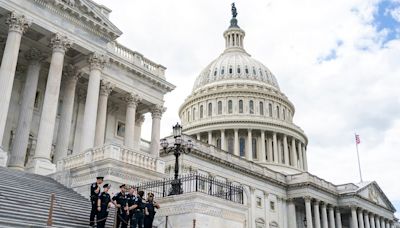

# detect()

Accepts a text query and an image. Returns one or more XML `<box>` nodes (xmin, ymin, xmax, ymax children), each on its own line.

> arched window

<box><xmin>218</xmin><ymin>101</ymin><xmax>222</xmax><ymax>114</ymax></box>
<box><xmin>214</xmin><ymin>68</ymin><xmax>217</xmax><ymax>76</ymax></box>
<box><xmin>276</xmin><ymin>106</ymin><xmax>280</xmax><ymax>119</ymax></box>
<box><xmin>253</xmin><ymin>67</ymin><xmax>257</xmax><ymax>75</ymax></box>
<box><xmin>237</xmin><ymin>66</ymin><xmax>241</xmax><ymax>74</ymax></box>
<box><xmin>192</xmin><ymin>108</ymin><xmax>196</xmax><ymax>121</ymax></box>
<box><xmin>260</xmin><ymin>102</ymin><xmax>264</xmax><ymax>115</ymax></box>
<box><xmin>200</xmin><ymin>105</ymin><xmax>203</xmax><ymax>119</ymax></box>
<box><xmin>228</xmin><ymin>100</ymin><xmax>233</xmax><ymax>114</ymax></box>
<box><xmin>228</xmin><ymin>137</ymin><xmax>234</xmax><ymax>154</ymax></box>
<box><xmin>252</xmin><ymin>138</ymin><xmax>257</xmax><ymax>159</ymax></box>
<box><xmin>239</xmin><ymin>100</ymin><xmax>243</xmax><ymax>113</ymax></box>
<box><xmin>239</xmin><ymin>137</ymin><xmax>246</xmax><ymax>157</ymax></box>
<box><xmin>187</xmin><ymin>110</ymin><xmax>190</xmax><ymax>122</ymax></box>
<box><xmin>249</xmin><ymin>100</ymin><xmax>254</xmax><ymax>114</ymax></box>
<box><xmin>208</xmin><ymin>103</ymin><xmax>212</xmax><ymax>116</ymax></box>
<box><xmin>216</xmin><ymin>138</ymin><xmax>221</xmax><ymax>149</ymax></box>
<box><xmin>221</xmin><ymin>67</ymin><xmax>225</xmax><ymax>75</ymax></box>
<box><xmin>268</xmin><ymin>103</ymin><xmax>273</xmax><ymax>117</ymax></box>
<box><xmin>245</xmin><ymin>66</ymin><xmax>249</xmax><ymax>74</ymax></box>
<box><xmin>229</xmin><ymin>66</ymin><xmax>233</xmax><ymax>74</ymax></box>
<box><xmin>259</xmin><ymin>69</ymin><xmax>263</xmax><ymax>76</ymax></box>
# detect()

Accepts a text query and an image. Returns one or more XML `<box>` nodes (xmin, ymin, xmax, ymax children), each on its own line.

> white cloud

<box><xmin>93</xmin><ymin>0</ymin><xmax>400</xmax><ymax>209</ymax></box>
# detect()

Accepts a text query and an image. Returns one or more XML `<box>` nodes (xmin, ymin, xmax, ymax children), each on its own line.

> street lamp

<box><xmin>160</xmin><ymin>123</ymin><xmax>193</xmax><ymax>195</ymax></box>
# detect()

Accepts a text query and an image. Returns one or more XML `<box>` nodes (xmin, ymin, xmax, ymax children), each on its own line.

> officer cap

<box><xmin>103</xmin><ymin>183</ymin><xmax>111</xmax><ymax>188</ymax></box>
<box><xmin>148</xmin><ymin>192</ymin><xmax>154</xmax><ymax>197</ymax></box>
<box><xmin>96</xmin><ymin>176</ymin><xmax>104</xmax><ymax>180</ymax></box>
<box><xmin>119</xmin><ymin>184</ymin><xmax>126</xmax><ymax>188</ymax></box>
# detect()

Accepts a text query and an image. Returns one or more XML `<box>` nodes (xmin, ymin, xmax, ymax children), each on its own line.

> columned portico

<box><xmin>358</xmin><ymin>209</ymin><xmax>365</xmax><ymax>228</ymax></box>
<box><xmin>351</xmin><ymin>206</ymin><xmax>359</xmax><ymax>228</ymax></box>
<box><xmin>314</xmin><ymin>200</ymin><xmax>321</xmax><ymax>228</ymax></box>
<box><xmin>80</xmin><ymin>53</ymin><xmax>107</xmax><ymax>152</ymax></box>
<box><xmin>150</xmin><ymin>105</ymin><xmax>165</xmax><ymax>156</ymax></box>
<box><xmin>8</xmin><ymin>48</ymin><xmax>42</xmax><ymax>170</ymax></box>
<box><xmin>335</xmin><ymin>208</ymin><xmax>342</xmax><ymax>228</ymax></box>
<box><xmin>328</xmin><ymin>205</ymin><xmax>336</xmax><ymax>228</ymax></box>
<box><xmin>321</xmin><ymin>203</ymin><xmax>328</xmax><ymax>228</ymax></box>
<box><xmin>94</xmin><ymin>80</ymin><xmax>114</xmax><ymax>146</ymax></box>
<box><xmin>124</xmin><ymin>93</ymin><xmax>141</xmax><ymax>148</ymax></box>
<box><xmin>134</xmin><ymin>114</ymin><xmax>145</xmax><ymax>150</ymax></box>
<box><xmin>288</xmin><ymin>198</ymin><xmax>297</xmax><ymax>228</ymax></box>
<box><xmin>370</xmin><ymin>214</ymin><xmax>376</xmax><ymax>228</ymax></box>
<box><xmin>305</xmin><ymin>197</ymin><xmax>314</xmax><ymax>228</ymax></box>
<box><xmin>30</xmin><ymin>33</ymin><xmax>72</xmax><ymax>175</ymax></box>
<box><xmin>375</xmin><ymin>215</ymin><xmax>381</xmax><ymax>228</ymax></box>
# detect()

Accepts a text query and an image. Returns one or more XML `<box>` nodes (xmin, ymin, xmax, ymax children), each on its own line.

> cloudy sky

<box><xmin>93</xmin><ymin>0</ymin><xmax>400</xmax><ymax>215</ymax></box>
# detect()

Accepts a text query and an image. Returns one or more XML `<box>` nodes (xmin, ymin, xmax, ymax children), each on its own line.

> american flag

<box><xmin>355</xmin><ymin>134</ymin><xmax>361</xmax><ymax>145</ymax></box>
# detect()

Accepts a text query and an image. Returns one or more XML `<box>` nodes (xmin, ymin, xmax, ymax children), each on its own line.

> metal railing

<box><xmin>137</xmin><ymin>174</ymin><xmax>244</xmax><ymax>204</ymax></box>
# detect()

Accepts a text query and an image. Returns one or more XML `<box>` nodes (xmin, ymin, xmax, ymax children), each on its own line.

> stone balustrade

<box><xmin>57</xmin><ymin>143</ymin><xmax>165</xmax><ymax>173</ymax></box>
<box><xmin>286</xmin><ymin>172</ymin><xmax>337</xmax><ymax>193</ymax></box>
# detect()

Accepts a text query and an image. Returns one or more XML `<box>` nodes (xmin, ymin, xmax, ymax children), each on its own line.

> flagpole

<box><xmin>355</xmin><ymin>133</ymin><xmax>363</xmax><ymax>183</ymax></box>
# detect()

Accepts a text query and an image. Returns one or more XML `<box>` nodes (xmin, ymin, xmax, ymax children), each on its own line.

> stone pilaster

<box><xmin>246</xmin><ymin>129</ymin><xmax>252</xmax><ymax>160</ymax></box>
<box><xmin>94</xmin><ymin>80</ymin><xmax>114</xmax><ymax>146</ymax></box>
<box><xmin>150</xmin><ymin>104</ymin><xmax>165</xmax><ymax>156</ymax></box>
<box><xmin>8</xmin><ymin>48</ymin><xmax>42</xmax><ymax>170</ymax></box>
<box><xmin>124</xmin><ymin>93</ymin><xmax>141</xmax><ymax>148</ymax></box>
<box><xmin>234</xmin><ymin>129</ymin><xmax>239</xmax><ymax>156</ymax></box>
<box><xmin>288</xmin><ymin>198</ymin><xmax>297</xmax><ymax>228</ymax></box>
<box><xmin>273</xmin><ymin>132</ymin><xmax>278</xmax><ymax>163</ymax></box>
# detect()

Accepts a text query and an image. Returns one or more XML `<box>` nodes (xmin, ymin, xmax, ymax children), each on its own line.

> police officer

<box><xmin>131</xmin><ymin>190</ymin><xmax>145</xmax><ymax>228</ymax></box>
<box><xmin>97</xmin><ymin>183</ymin><xmax>112</xmax><ymax>228</ymax></box>
<box><xmin>126</xmin><ymin>186</ymin><xmax>138</xmax><ymax>227</ymax></box>
<box><xmin>112</xmin><ymin>184</ymin><xmax>129</xmax><ymax>228</ymax></box>
<box><xmin>144</xmin><ymin>192</ymin><xmax>160</xmax><ymax>228</ymax></box>
<box><xmin>90</xmin><ymin>176</ymin><xmax>104</xmax><ymax>227</ymax></box>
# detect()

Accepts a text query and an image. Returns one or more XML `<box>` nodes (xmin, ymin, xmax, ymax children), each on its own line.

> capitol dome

<box><xmin>179</xmin><ymin>8</ymin><xmax>308</xmax><ymax>175</ymax></box>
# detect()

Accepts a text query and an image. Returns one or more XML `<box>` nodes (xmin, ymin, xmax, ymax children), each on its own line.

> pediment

<box><xmin>356</xmin><ymin>182</ymin><xmax>395</xmax><ymax>211</ymax></box>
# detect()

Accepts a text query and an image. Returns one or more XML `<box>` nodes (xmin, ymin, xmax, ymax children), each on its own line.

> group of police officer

<box><xmin>90</xmin><ymin>177</ymin><xmax>160</xmax><ymax>228</ymax></box>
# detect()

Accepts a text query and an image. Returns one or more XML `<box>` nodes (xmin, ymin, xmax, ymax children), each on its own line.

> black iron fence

<box><xmin>136</xmin><ymin>174</ymin><xmax>244</xmax><ymax>204</ymax></box>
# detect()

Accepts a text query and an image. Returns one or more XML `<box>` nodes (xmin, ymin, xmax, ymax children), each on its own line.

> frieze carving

<box><xmin>49</xmin><ymin>33</ymin><xmax>72</xmax><ymax>52</ymax></box>
<box><xmin>6</xmin><ymin>12</ymin><xmax>31</xmax><ymax>34</ymax></box>
<box><xmin>150</xmin><ymin>104</ymin><xmax>166</xmax><ymax>119</ymax></box>
<box><xmin>88</xmin><ymin>53</ymin><xmax>108</xmax><ymax>71</ymax></box>
<box><xmin>99</xmin><ymin>80</ymin><xmax>114</xmax><ymax>96</ymax></box>
<box><xmin>124</xmin><ymin>92</ymin><xmax>141</xmax><ymax>108</ymax></box>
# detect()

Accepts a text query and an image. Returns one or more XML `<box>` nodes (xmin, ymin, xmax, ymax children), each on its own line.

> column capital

<box><xmin>304</xmin><ymin>196</ymin><xmax>312</xmax><ymax>202</ymax></box>
<box><xmin>335</xmin><ymin>207</ymin><xmax>341</xmax><ymax>213</ymax></box>
<box><xmin>49</xmin><ymin>33</ymin><xmax>72</xmax><ymax>53</ymax></box>
<box><xmin>124</xmin><ymin>92</ymin><xmax>141</xmax><ymax>108</ymax></box>
<box><xmin>314</xmin><ymin>199</ymin><xmax>321</xmax><ymax>205</ymax></box>
<box><xmin>6</xmin><ymin>12</ymin><xmax>31</xmax><ymax>34</ymax></box>
<box><xmin>24</xmin><ymin>48</ymin><xmax>44</xmax><ymax>63</ymax></box>
<box><xmin>88</xmin><ymin>52</ymin><xmax>108</xmax><ymax>71</ymax></box>
<box><xmin>150</xmin><ymin>104</ymin><xmax>166</xmax><ymax>119</ymax></box>
<box><xmin>135</xmin><ymin>113</ymin><xmax>145</xmax><ymax>124</ymax></box>
<box><xmin>287</xmin><ymin>198</ymin><xmax>295</xmax><ymax>203</ymax></box>
<box><xmin>99</xmin><ymin>80</ymin><xmax>114</xmax><ymax>96</ymax></box>
<box><xmin>63</xmin><ymin>64</ymin><xmax>82</xmax><ymax>83</ymax></box>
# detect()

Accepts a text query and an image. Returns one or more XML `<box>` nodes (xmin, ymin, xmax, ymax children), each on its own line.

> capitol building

<box><xmin>0</xmin><ymin>0</ymin><xmax>397</xmax><ymax>228</ymax></box>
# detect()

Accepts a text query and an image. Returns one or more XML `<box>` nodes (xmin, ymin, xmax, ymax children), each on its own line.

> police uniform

<box><xmin>131</xmin><ymin>193</ymin><xmax>144</xmax><ymax>228</ymax></box>
<box><xmin>143</xmin><ymin>200</ymin><xmax>157</xmax><ymax>228</ymax></box>
<box><xmin>90</xmin><ymin>177</ymin><xmax>103</xmax><ymax>227</ymax></box>
<box><xmin>126</xmin><ymin>193</ymin><xmax>137</xmax><ymax>227</ymax></box>
<box><xmin>112</xmin><ymin>186</ymin><xmax>129</xmax><ymax>228</ymax></box>
<box><xmin>97</xmin><ymin>184</ymin><xmax>111</xmax><ymax>228</ymax></box>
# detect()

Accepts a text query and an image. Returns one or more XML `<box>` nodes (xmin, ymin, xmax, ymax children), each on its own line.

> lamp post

<box><xmin>160</xmin><ymin>123</ymin><xmax>193</xmax><ymax>195</ymax></box>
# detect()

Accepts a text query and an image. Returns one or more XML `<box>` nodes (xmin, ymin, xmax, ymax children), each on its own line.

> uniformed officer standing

<box><xmin>126</xmin><ymin>186</ymin><xmax>138</xmax><ymax>227</ymax></box>
<box><xmin>131</xmin><ymin>190</ymin><xmax>145</xmax><ymax>228</ymax></box>
<box><xmin>144</xmin><ymin>193</ymin><xmax>160</xmax><ymax>228</ymax></box>
<box><xmin>97</xmin><ymin>183</ymin><xmax>112</xmax><ymax>228</ymax></box>
<box><xmin>112</xmin><ymin>184</ymin><xmax>129</xmax><ymax>228</ymax></box>
<box><xmin>90</xmin><ymin>176</ymin><xmax>104</xmax><ymax>227</ymax></box>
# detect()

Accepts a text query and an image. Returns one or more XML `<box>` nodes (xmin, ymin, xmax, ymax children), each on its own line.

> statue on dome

<box><xmin>231</xmin><ymin>3</ymin><xmax>238</xmax><ymax>18</ymax></box>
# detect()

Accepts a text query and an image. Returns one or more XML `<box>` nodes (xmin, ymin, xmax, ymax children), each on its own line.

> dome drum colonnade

<box><xmin>179</xmin><ymin>8</ymin><xmax>308</xmax><ymax>173</ymax></box>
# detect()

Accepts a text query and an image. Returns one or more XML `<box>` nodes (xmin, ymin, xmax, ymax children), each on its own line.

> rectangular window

<box><xmin>256</xmin><ymin>197</ymin><xmax>262</xmax><ymax>207</ymax></box>
<box><xmin>270</xmin><ymin>201</ymin><xmax>275</xmax><ymax>211</ymax></box>
<box><xmin>116</xmin><ymin>121</ymin><xmax>126</xmax><ymax>138</ymax></box>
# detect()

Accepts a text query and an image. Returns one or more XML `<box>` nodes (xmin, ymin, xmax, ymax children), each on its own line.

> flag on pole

<box><xmin>355</xmin><ymin>134</ymin><xmax>361</xmax><ymax>145</ymax></box>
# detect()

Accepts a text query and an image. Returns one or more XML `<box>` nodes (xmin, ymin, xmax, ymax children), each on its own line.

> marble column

<box><xmin>351</xmin><ymin>206</ymin><xmax>359</xmax><ymax>228</ymax></box>
<box><xmin>273</xmin><ymin>132</ymin><xmax>278</xmax><ymax>163</ymax></box>
<box><xmin>267</xmin><ymin>135</ymin><xmax>273</xmax><ymax>162</ymax></box>
<box><xmin>369</xmin><ymin>214</ymin><xmax>375</xmax><ymax>228</ymax></box>
<box><xmin>321</xmin><ymin>202</ymin><xmax>328</xmax><ymax>228</ymax></box>
<box><xmin>303</xmin><ymin>144</ymin><xmax>308</xmax><ymax>171</ymax></box>
<box><xmin>8</xmin><ymin>48</ymin><xmax>42</xmax><ymax>170</ymax></box>
<box><xmin>247</xmin><ymin>129</ymin><xmax>252</xmax><ymax>160</ymax></box>
<box><xmin>288</xmin><ymin>198</ymin><xmax>297</xmax><ymax>228</ymax></box>
<box><xmin>291</xmin><ymin>138</ymin><xmax>297</xmax><ymax>167</ymax></box>
<box><xmin>335</xmin><ymin>208</ymin><xmax>342</xmax><ymax>228</ymax></box>
<box><xmin>380</xmin><ymin>218</ymin><xmax>385</xmax><ymax>228</ymax></box>
<box><xmin>53</xmin><ymin>65</ymin><xmax>81</xmax><ymax>162</ymax></box>
<box><xmin>133</xmin><ymin>114</ymin><xmax>145</xmax><ymax>150</ymax></box>
<box><xmin>328</xmin><ymin>206</ymin><xmax>336</xmax><ymax>228</ymax></box>
<box><xmin>150</xmin><ymin>104</ymin><xmax>165</xmax><ymax>156</ymax></box>
<box><xmin>208</xmin><ymin>131</ymin><xmax>212</xmax><ymax>145</ymax></box>
<box><xmin>358</xmin><ymin>209</ymin><xmax>365</xmax><ymax>228</ymax></box>
<box><xmin>364</xmin><ymin>212</ymin><xmax>370</xmax><ymax>228</ymax></box>
<box><xmin>80</xmin><ymin>53</ymin><xmax>107</xmax><ymax>152</ymax></box>
<box><xmin>283</xmin><ymin>135</ymin><xmax>289</xmax><ymax>165</ymax></box>
<box><xmin>234</xmin><ymin>129</ymin><xmax>239</xmax><ymax>156</ymax></box>
<box><xmin>124</xmin><ymin>93</ymin><xmax>141</xmax><ymax>148</ymax></box>
<box><xmin>221</xmin><ymin>129</ymin><xmax>226</xmax><ymax>151</ymax></box>
<box><xmin>260</xmin><ymin>131</ymin><xmax>266</xmax><ymax>162</ymax></box>
<box><xmin>314</xmin><ymin>200</ymin><xmax>321</xmax><ymax>228</ymax></box>
<box><xmin>94</xmin><ymin>80</ymin><xmax>114</xmax><ymax>146</ymax></box>
<box><xmin>375</xmin><ymin>216</ymin><xmax>381</xmax><ymax>228</ymax></box>
<box><xmin>0</xmin><ymin>12</ymin><xmax>31</xmax><ymax>145</ymax></box>
<box><xmin>298</xmin><ymin>141</ymin><xmax>304</xmax><ymax>170</ymax></box>
<box><xmin>305</xmin><ymin>197</ymin><xmax>314</xmax><ymax>228</ymax></box>
<box><xmin>30</xmin><ymin>34</ymin><xmax>72</xmax><ymax>175</ymax></box>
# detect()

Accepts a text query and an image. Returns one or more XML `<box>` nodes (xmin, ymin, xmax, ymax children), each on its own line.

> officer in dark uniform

<box><xmin>112</xmin><ymin>184</ymin><xmax>129</xmax><ymax>228</ymax></box>
<box><xmin>126</xmin><ymin>186</ymin><xmax>138</xmax><ymax>227</ymax></box>
<box><xmin>97</xmin><ymin>183</ymin><xmax>112</xmax><ymax>228</ymax></box>
<box><xmin>144</xmin><ymin>192</ymin><xmax>160</xmax><ymax>228</ymax></box>
<box><xmin>131</xmin><ymin>190</ymin><xmax>145</xmax><ymax>228</ymax></box>
<box><xmin>90</xmin><ymin>176</ymin><xmax>104</xmax><ymax>227</ymax></box>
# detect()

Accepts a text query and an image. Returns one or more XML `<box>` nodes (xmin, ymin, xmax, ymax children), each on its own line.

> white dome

<box><xmin>192</xmin><ymin>50</ymin><xmax>280</xmax><ymax>92</ymax></box>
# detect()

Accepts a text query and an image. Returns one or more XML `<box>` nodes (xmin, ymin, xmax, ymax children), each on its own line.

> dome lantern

<box><xmin>224</xmin><ymin>3</ymin><xmax>245</xmax><ymax>52</ymax></box>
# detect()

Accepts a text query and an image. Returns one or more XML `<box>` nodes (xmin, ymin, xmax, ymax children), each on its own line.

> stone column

<box><xmin>314</xmin><ymin>200</ymin><xmax>321</xmax><ymax>228</ymax></box>
<box><xmin>288</xmin><ymin>198</ymin><xmax>297</xmax><ymax>228</ymax></box>
<box><xmin>234</xmin><ymin>129</ymin><xmax>239</xmax><ymax>156</ymax></box>
<box><xmin>221</xmin><ymin>129</ymin><xmax>226</xmax><ymax>151</ymax></box>
<box><xmin>208</xmin><ymin>131</ymin><xmax>212</xmax><ymax>145</ymax></box>
<box><xmin>30</xmin><ymin>34</ymin><xmax>72</xmax><ymax>175</ymax></box>
<box><xmin>380</xmin><ymin>218</ymin><xmax>385</xmax><ymax>228</ymax></box>
<box><xmin>124</xmin><ymin>93</ymin><xmax>141</xmax><ymax>149</ymax></box>
<box><xmin>291</xmin><ymin>138</ymin><xmax>298</xmax><ymax>167</ymax></box>
<box><xmin>133</xmin><ymin>114</ymin><xmax>145</xmax><ymax>150</ymax></box>
<box><xmin>321</xmin><ymin>202</ymin><xmax>328</xmax><ymax>228</ymax></box>
<box><xmin>247</xmin><ymin>129</ymin><xmax>252</xmax><ymax>160</ymax></box>
<box><xmin>273</xmin><ymin>132</ymin><xmax>278</xmax><ymax>163</ymax></box>
<box><xmin>375</xmin><ymin>216</ymin><xmax>381</xmax><ymax>228</ymax></box>
<box><xmin>335</xmin><ymin>208</ymin><xmax>342</xmax><ymax>228</ymax></box>
<box><xmin>303</xmin><ymin>144</ymin><xmax>308</xmax><ymax>171</ymax></box>
<box><xmin>358</xmin><ymin>209</ymin><xmax>365</xmax><ymax>228</ymax></box>
<box><xmin>94</xmin><ymin>80</ymin><xmax>113</xmax><ymax>146</ymax></box>
<box><xmin>351</xmin><ymin>206</ymin><xmax>359</xmax><ymax>228</ymax></box>
<box><xmin>364</xmin><ymin>212</ymin><xmax>370</xmax><ymax>228</ymax></box>
<box><xmin>0</xmin><ymin>12</ymin><xmax>31</xmax><ymax>145</ymax></box>
<box><xmin>8</xmin><ymin>48</ymin><xmax>42</xmax><ymax>170</ymax></box>
<box><xmin>305</xmin><ymin>197</ymin><xmax>314</xmax><ymax>228</ymax></box>
<box><xmin>260</xmin><ymin>131</ymin><xmax>266</xmax><ymax>162</ymax></box>
<box><xmin>283</xmin><ymin>135</ymin><xmax>289</xmax><ymax>165</ymax></box>
<box><xmin>328</xmin><ymin>206</ymin><xmax>336</xmax><ymax>228</ymax></box>
<box><xmin>267</xmin><ymin>135</ymin><xmax>273</xmax><ymax>162</ymax></box>
<box><xmin>53</xmin><ymin>65</ymin><xmax>81</xmax><ymax>162</ymax></box>
<box><xmin>196</xmin><ymin>133</ymin><xmax>200</xmax><ymax>140</ymax></box>
<box><xmin>79</xmin><ymin>53</ymin><xmax>107</xmax><ymax>152</ymax></box>
<box><xmin>370</xmin><ymin>214</ymin><xmax>375</xmax><ymax>228</ymax></box>
<box><xmin>298</xmin><ymin>141</ymin><xmax>304</xmax><ymax>170</ymax></box>
<box><xmin>150</xmin><ymin>104</ymin><xmax>165</xmax><ymax>156</ymax></box>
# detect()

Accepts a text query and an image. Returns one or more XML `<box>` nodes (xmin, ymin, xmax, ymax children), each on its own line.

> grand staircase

<box><xmin>0</xmin><ymin>167</ymin><xmax>115</xmax><ymax>227</ymax></box>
